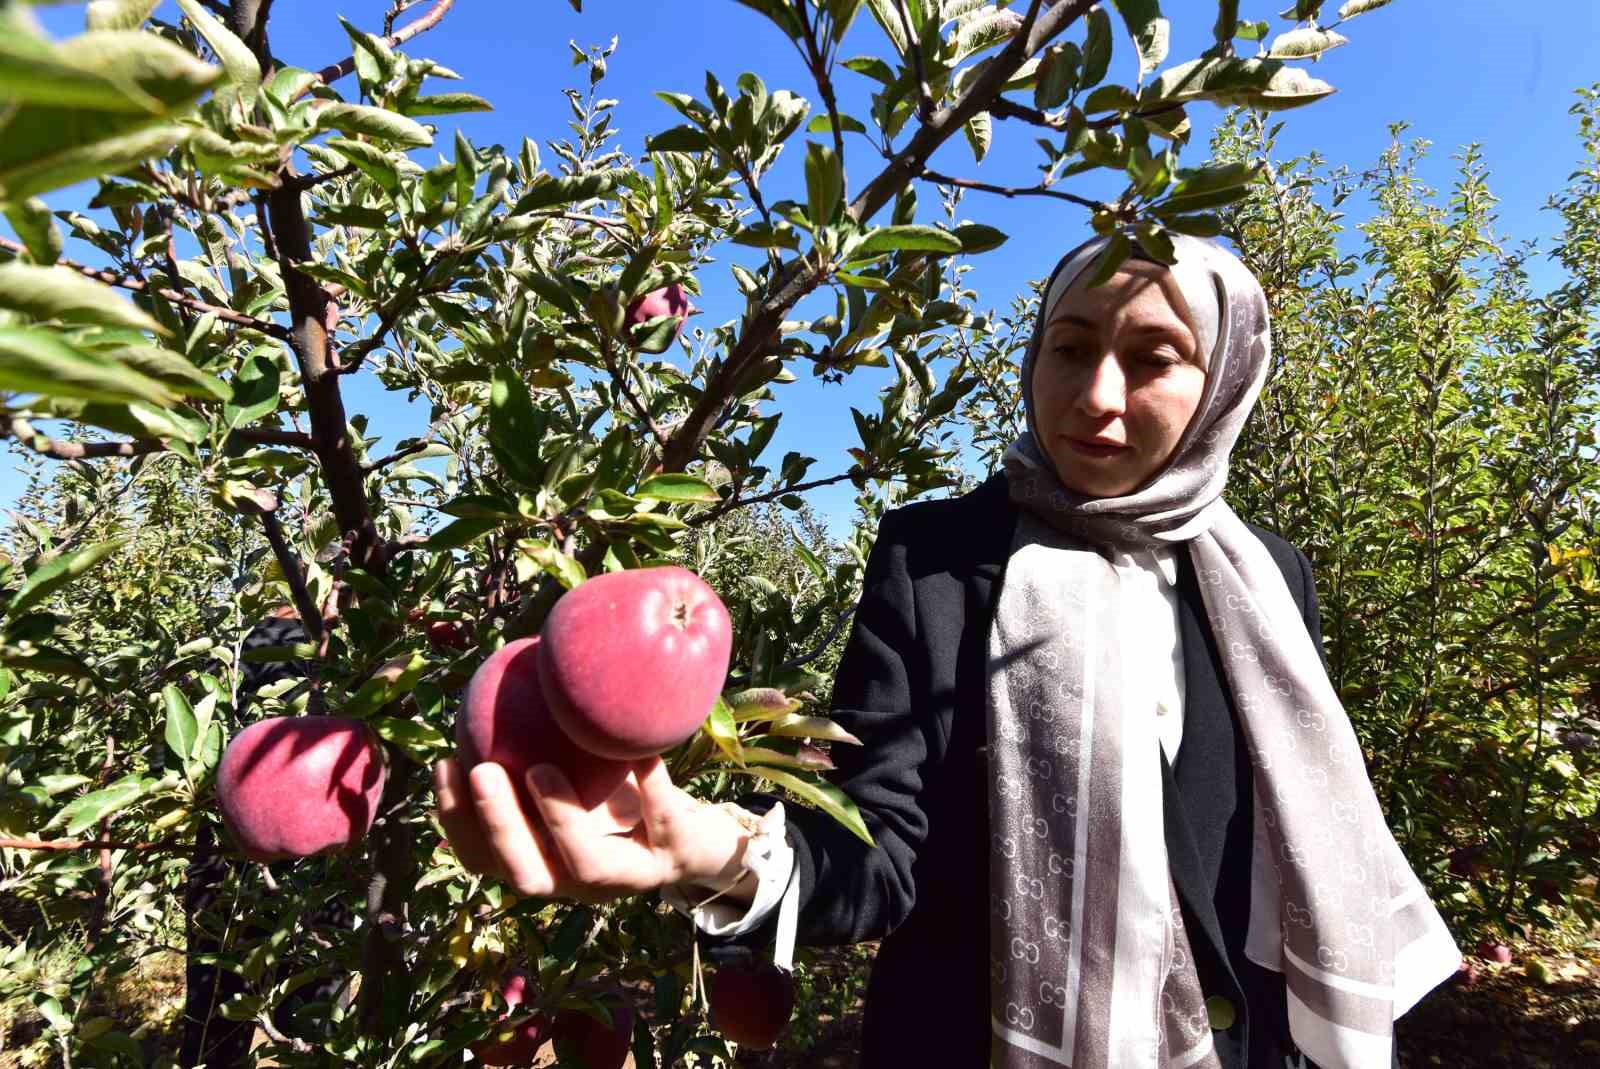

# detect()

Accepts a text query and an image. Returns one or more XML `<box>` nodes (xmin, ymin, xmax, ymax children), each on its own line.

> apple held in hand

<box><xmin>472</xmin><ymin>970</ymin><xmax>553</xmax><ymax>1066</ymax></box>
<box><xmin>456</xmin><ymin>636</ymin><xmax>638</xmax><ymax>832</ymax></box>
<box><xmin>216</xmin><ymin>716</ymin><xmax>387</xmax><ymax>863</ymax></box>
<box><xmin>710</xmin><ymin>956</ymin><xmax>796</xmax><ymax>1050</ymax></box>
<box><xmin>539</xmin><ymin>566</ymin><xmax>733</xmax><ymax>761</ymax></box>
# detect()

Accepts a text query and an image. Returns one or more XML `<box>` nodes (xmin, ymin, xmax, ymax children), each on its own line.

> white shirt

<box><xmin>669</xmin><ymin>545</ymin><xmax>1189</xmax><ymax>934</ymax></box>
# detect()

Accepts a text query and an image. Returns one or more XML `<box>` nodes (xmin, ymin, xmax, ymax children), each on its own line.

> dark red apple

<box><xmin>428</xmin><ymin>619</ymin><xmax>470</xmax><ymax>651</ymax></box>
<box><xmin>624</xmin><ymin>283</ymin><xmax>690</xmax><ymax>333</ymax></box>
<box><xmin>710</xmin><ymin>957</ymin><xmax>796</xmax><ymax>1050</ymax></box>
<box><xmin>216</xmin><ymin>716</ymin><xmax>387</xmax><ymax>863</ymax></box>
<box><xmin>472</xmin><ymin>970</ymin><xmax>553</xmax><ymax>1065</ymax></box>
<box><xmin>552</xmin><ymin>998</ymin><xmax>634</xmax><ymax>1069</ymax></box>
<box><xmin>456</xmin><ymin>637</ymin><xmax>638</xmax><ymax>831</ymax></box>
<box><xmin>1448</xmin><ymin>845</ymin><xmax>1486</xmax><ymax>879</ymax></box>
<box><xmin>538</xmin><ymin>567</ymin><xmax>733</xmax><ymax>761</ymax></box>
<box><xmin>1475</xmin><ymin>939</ymin><xmax>1512</xmax><ymax>964</ymax></box>
<box><xmin>1452</xmin><ymin>960</ymin><xmax>1480</xmax><ymax>987</ymax></box>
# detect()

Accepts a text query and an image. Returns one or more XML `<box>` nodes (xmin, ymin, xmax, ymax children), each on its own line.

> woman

<box><xmin>434</xmin><ymin>234</ymin><xmax>1461</xmax><ymax>1068</ymax></box>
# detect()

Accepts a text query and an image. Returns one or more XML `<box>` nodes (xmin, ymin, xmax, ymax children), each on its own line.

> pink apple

<box><xmin>472</xmin><ymin>970</ymin><xmax>553</xmax><ymax>1065</ymax></box>
<box><xmin>538</xmin><ymin>566</ymin><xmax>733</xmax><ymax>761</ymax></box>
<box><xmin>624</xmin><ymin>283</ymin><xmax>690</xmax><ymax>334</ymax></box>
<box><xmin>216</xmin><ymin>716</ymin><xmax>387</xmax><ymax>863</ymax></box>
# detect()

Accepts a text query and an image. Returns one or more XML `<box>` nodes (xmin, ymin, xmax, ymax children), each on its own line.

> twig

<box><xmin>0</xmin><ymin>236</ymin><xmax>289</xmax><ymax>339</ymax></box>
<box><xmin>260</xmin><ymin>510</ymin><xmax>325</xmax><ymax>646</ymax></box>
<box><xmin>724</xmin><ymin>606</ymin><xmax>857</xmax><ymax>688</ymax></box>
<box><xmin>233</xmin><ymin>427</ymin><xmax>318</xmax><ymax>449</ymax></box>
<box><xmin>285</xmin><ymin>164</ymin><xmax>357</xmax><ymax>192</ymax></box>
<box><xmin>308</xmin><ymin>0</ymin><xmax>456</xmax><ymax>90</ymax></box>
<box><xmin>5</xmin><ymin>418</ymin><xmax>167</xmax><ymax>460</ymax></box>
<box><xmin>601</xmin><ymin>340</ymin><xmax>668</xmax><ymax>450</ymax></box>
<box><xmin>692</xmin><ymin>469</ymin><xmax>867</xmax><ymax>525</ymax></box>
<box><xmin>920</xmin><ymin>167</ymin><xmax>1101</xmax><ymax>209</ymax></box>
<box><xmin>0</xmin><ymin>835</ymin><xmax>219</xmax><ymax>855</ymax></box>
<box><xmin>893</xmin><ymin>0</ymin><xmax>935</xmax><ymax>122</ymax></box>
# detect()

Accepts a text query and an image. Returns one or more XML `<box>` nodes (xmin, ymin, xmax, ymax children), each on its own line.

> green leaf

<box><xmin>347</xmin><ymin>652</ymin><xmax>429</xmax><ymax>717</ymax></box>
<box><xmin>636</xmin><ymin>474</ymin><xmax>720</xmax><ymax>504</ymax></box>
<box><xmin>488</xmin><ymin>365</ymin><xmax>548</xmax><ymax>489</ymax></box>
<box><xmin>1234</xmin><ymin>18</ymin><xmax>1270</xmax><ymax>39</ymax></box>
<box><xmin>422</xmin><ymin>518</ymin><xmax>496</xmax><ymax>550</ymax></box>
<box><xmin>726</xmin><ymin>765</ymin><xmax>873</xmax><ymax>846</ymax></box>
<box><xmin>340</xmin><ymin>16</ymin><xmax>396</xmax><ymax>94</ymax></box>
<box><xmin>511</xmin><ymin>170</ymin><xmax>621</xmax><ymax>213</ymax></box>
<box><xmin>764</xmin><ymin>712</ymin><xmax>863</xmax><ymax>745</ymax></box>
<box><xmin>1168</xmin><ymin>160</ymin><xmax>1255</xmax><ymax>198</ymax></box>
<box><xmin>2</xmin><ymin>198</ymin><xmax>63</xmax><ymax>265</ymax></box>
<box><xmin>807</xmin><ymin>113</ymin><xmax>867</xmax><ymax>135</ymax></box>
<box><xmin>163</xmin><ymin>685</ymin><xmax>198</xmax><ymax>769</ymax></box>
<box><xmin>224</xmin><ymin>352</ymin><xmax>281</xmax><ymax>429</ymax></box>
<box><xmin>952</xmin><ymin>223</ymin><xmax>1009</xmax><ymax>253</ymax></box>
<box><xmin>85</xmin><ymin>0</ymin><xmax>160</xmax><ymax>31</ymax></box>
<box><xmin>703</xmin><ymin>697</ymin><xmax>744</xmax><ymax>766</ymax></box>
<box><xmin>370</xmin><ymin>716</ymin><xmax>449</xmax><ymax>761</ymax></box>
<box><xmin>114</xmin><ymin>345</ymin><xmax>231</xmax><ymax>401</ymax></box>
<box><xmin>730</xmin><ymin>0</ymin><xmax>807</xmax><ymax>38</ymax></box>
<box><xmin>51</xmin><ymin>774</ymin><xmax>147</xmax><ymax>835</ymax></box>
<box><xmin>1080</xmin><ymin>5</ymin><xmax>1114</xmax><ymax>88</ymax></box>
<box><xmin>0</xmin><ymin>18</ymin><xmax>219</xmax><ymax>112</ymax></box>
<box><xmin>8</xmin><ymin>539</ymin><xmax>126</xmax><ymax>618</ymax></box>
<box><xmin>175</xmin><ymin>0</ymin><xmax>262</xmax><ymax>109</ymax></box>
<box><xmin>1082</xmin><ymin>232</ymin><xmax>1131</xmax><ymax>289</ymax></box>
<box><xmin>1111</xmin><ymin>0</ymin><xmax>1169</xmax><ymax>79</ymax></box>
<box><xmin>725</xmin><ymin>687</ymin><xmax>804</xmax><ymax>723</ymax></box>
<box><xmin>0</xmin><ymin>328</ymin><xmax>176</xmax><ymax>405</ymax></box>
<box><xmin>314</xmin><ymin>102</ymin><xmax>433</xmax><ymax>147</ymax></box>
<box><xmin>403</xmin><ymin>92</ymin><xmax>493</xmax><ymax>116</ymax></box>
<box><xmin>517</xmin><ymin>539</ymin><xmax>587</xmax><ymax>590</ymax></box>
<box><xmin>1035</xmin><ymin>42</ymin><xmax>1081</xmax><ymax>109</ymax></box>
<box><xmin>323</xmin><ymin>137</ymin><xmax>399</xmax><ymax>192</ymax></box>
<box><xmin>1165</xmin><ymin>212</ymin><xmax>1223</xmax><ymax>237</ymax></box>
<box><xmin>0</xmin><ymin>263</ymin><xmax>165</xmax><ymax>333</ymax></box>
<box><xmin>963</xmin><ymin>110</ymin><xmax>992</xmax><ymax>163</ymax></box>
<box><xmin>856</xmin><ymin>225</ymin><xmax>964</xmax><ymax>255</ymax></box>
<box><xmin>1267</xmin><ymin>26</ymin><xmax>1349</xmax><ymax>59</ymax></box>
<box><xmin>645</xmin><ymin>125</ymin><xmax>711</xmax><ymax>152</ymax></box>
<box><xmin>804</xmin><ymin>141</ymin><xmax>842</xmax><ymax>226</ymax></box>
<box><xmin>0</xmin><ymin>122</ymin><xmax>192</xmax><ymax>203</ymax></box>
<box><xmin>1134</xmin><ymin>222</ymin><xmax>1176</xmax><ymax>264</ymax></box>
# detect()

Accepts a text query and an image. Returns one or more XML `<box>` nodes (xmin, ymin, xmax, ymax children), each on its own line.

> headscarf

<box><xmin>985</xmin><ymin>234</ymin><xmax>1460</xmax><ymax>1068</ymax></box>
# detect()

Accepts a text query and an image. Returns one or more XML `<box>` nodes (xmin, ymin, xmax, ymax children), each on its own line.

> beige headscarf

<box><xmin>985</xmin><ymin>234</ymin><xmax>1460</xmax><ymax>1068</ymax></box>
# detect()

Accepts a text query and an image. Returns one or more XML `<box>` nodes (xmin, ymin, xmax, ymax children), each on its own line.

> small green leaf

<box><xmin>726</xmin><ymin>765</ymin><xmax>873</xmax><ymax>846</ymax></box>
<box><xmin>511</xmin><ymin>170</ymin><xmax>621</xmax><ymax>213</ymax></box>
<box><xmin>370</xmin><ymin>716</ymin><xmax>449</xmax><ymax>762</ymax></box>
<box><xmin>765</xmin><ymin>713</ymin><xmax>863</xmax><ymax>745</ymax></box>
<box><xmin>224</xmin><ymin>351</ymin><xmax>281</xmax><ymax>429</ymax></box>
<box><xmin>1134</xmin><ymin>222</ymin><xmax>1176</xmax><ymax>264</ymax></box>
<box><xmin>1111</xmin><ymin>0</ymin><xmax>1169</xmax><ymax>79</ymax></box>
<box><xmin>1336</xmin><ymin>0</ymin><xmax>1391</xmax><ymax>17</ymax></box>
<box><xmin>702</xmin><ymin>697</ymin><xmax>744</xmax><ymax>766</ymax></box>
<box><xmin>0</xmin><ymin>263</ymin><xmax>164</xmax><ymax>333</ymax></box>
<box><xmin>1035</xmin><ymin>42</ymin><xmax>1081</xmax><ymax>110</ymax></box>
<box><xmin>85</xmin><ymin>0</ymin><xmax>160</xmax><ymax>31</ymax></box>
<box><xmin>963</xmin><ymin>110</ymin><xmax>992</xmax><ymax>163</ymax></box>
<box><xmin>163</xmin><ymin>685</ymin><xmax>198</xmax><ymax>769</ymax></box>
<box><xmin>0</xmin><ymin>122</ymin><xmax>192</xmax><ymax>203</ymax></box>
<box><xmin>50</xmin><ymin>774</ymin><xmax>148</xmax><ymax>835</ymax></box>
<box><xmin>1080</xmin><ymin>6</ymin><xmax>1114</xmax><ymax>88</ymax></box>
<box><xmin>1267</xmin><ymin>27</ymin><xmax>1348</xmax><ymax>59</ymax></box>
<box><xmin>1165</xmin><ymin>213</ymin><xmax>1224</xmax><ymax>237</ymax></box>
<box><xmin>114</xmin><ymin>345</ymin><xmax>231</xmax><ymax>401</ymax></box>
<box><xmin>636</xmin><ymin>474</ymin><xmax>720</xmax><ymax>503</ymax></box>
<box><xmin>517</xmin><ymin>540</ymin><xmax>587</xmax><ymax>591</ymax></box>
<box><xmin>489</xmin><ymin>366</ymin><xmax>548</xmax><ymax>489</ymax></box>
<box><xmin>175</xmin><ymin>0</ymin><xmax>261</xmax><ymax>108</ymax></box>
<box><xmin>807</xmin><ymin>113</ymin><xmax>867</xmax><ymax>135</ymax></box>
<box><xmin>7</xmin><ymin>538</ymin><xmax>127</xmax><ymax>618</ymax></box>
<box><xmin>314</xmin><ymin>102</ymin><xmax>433</xmax><ymax>147</ymax></box>
<box><xmin>804</xmin><ymin>141</ymin><xmax>842</xmax><ymax>226</ymax></box>
<box><xmin>2</xmin><ymin>198</ymin><xmax>62</xmax><ymax>265</ymax></box>
<box><xmin>423</xmin><ymin>518</ymin><xmax>496</xmax><ymax>550</ymax></box>
<box><xmin>856</xmin><ymin>225</ymin><xmax>964</xmax><ymax>255</ymax></box>
<box><xmin>1083</xmin><ymin>232</ymin><xmax>1131</xmax><ymax>289</ymax></box>
<box><xmin>403</xmin><ymin>92</ymin><xmax>493</xmax><ymax>116</ymax></box>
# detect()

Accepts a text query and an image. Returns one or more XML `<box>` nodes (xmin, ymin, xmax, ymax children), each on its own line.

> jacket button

<box><xmin>1205</xmin><ymin>995</ymin><xmax>1236</xmax><ymax>1031</ymax></box>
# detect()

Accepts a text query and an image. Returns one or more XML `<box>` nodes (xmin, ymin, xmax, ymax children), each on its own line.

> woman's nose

<box><xmin>1075</xmin><ymin>353</ymin><xmax>1127</xmax><ymax>417</ymax></box>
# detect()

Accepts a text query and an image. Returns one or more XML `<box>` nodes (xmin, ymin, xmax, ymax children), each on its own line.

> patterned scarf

<box><xmin>985</xmin><ymin>235</ymin><xmax>1460</xmax><ymax>1068</ymax></box>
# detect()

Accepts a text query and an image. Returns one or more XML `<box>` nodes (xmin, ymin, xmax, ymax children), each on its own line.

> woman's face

<box><xmin>1030</xmin><ymin>263</ymin><xmax>1208</xmax><ymax>498</ymax></box>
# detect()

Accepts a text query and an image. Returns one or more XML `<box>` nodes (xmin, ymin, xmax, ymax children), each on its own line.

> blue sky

<box><xmin>9</xmin><ymin>1</ymin><xmax>1600</xmax><ymax>534</ymax></box>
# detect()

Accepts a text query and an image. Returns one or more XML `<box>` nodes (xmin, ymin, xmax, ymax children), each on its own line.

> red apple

<box><xmin>472</xmin><ymin>970</ymin><xmax>553</xmax><ymax>1065</ymax></box>
<box><xmin>710</xmin><ymin>957</ymin><xmax>796</xmax><ymax>1050</ymax></box>
<box><xmin>1448</xmin><ymin>846</ymin><xmax>1486</xmax><ymax>879</ymax></box>
<box><xmin>216</xmin><ymin>716</ymin><xmax>387</xmax><ymax>863</ymax></box>
<box><xmin>552</xmin><ymin>998</ymin><xmax>634</xmax><ymax>1069</ymax></box>
<box><xmin>624</xmin><ymin>283</ymin><xmax>690</xmax><ymax>334</ymax></box>
<box><xmin>1475</xmin><ymin>939</ymin><xmax>1513</xmax><ymax>964</ymax></box>
<box><xmin>428</xmin><ymin>619</ymin><xmax>470</xmax><ymax>651</ymax></box>
<box><xmin>1452</xmin><ymin>960</ymin><xmax>1480</xmax><ymax>987</ymax></box>
<box><xmin>457</xmin><ymin>637</ymin><xmax>638</xmax><ymax>830</ymax></box>
<box><xmin>538</xmin><ymin>567</ymin><xmax>733</xmax><ymax>761</ymax></box>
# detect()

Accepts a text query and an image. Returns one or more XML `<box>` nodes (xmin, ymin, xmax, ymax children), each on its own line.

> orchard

<box><xmin>1</xmin><ymin>0</ymin><xmax>1599</xmax><ymax>1066</ymax></box>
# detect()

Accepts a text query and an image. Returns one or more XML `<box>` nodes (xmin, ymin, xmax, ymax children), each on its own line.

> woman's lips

<box><xmin>1065</xmin><ymin>437</ymin><xmax>1129</xmax><ymax>457</ymax></box>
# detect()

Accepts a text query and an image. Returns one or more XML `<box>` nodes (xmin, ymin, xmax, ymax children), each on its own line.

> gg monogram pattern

<box><xmin>986</xmin><ymin>235</ymin><xmax>1460</xmax><ymax>1069</ymax></box>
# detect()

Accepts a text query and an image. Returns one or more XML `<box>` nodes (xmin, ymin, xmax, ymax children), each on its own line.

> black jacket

<box><xmin>727</xmin><ymin>473</ymin><xmax>1397</xmax><ymax>1068</ymax></box>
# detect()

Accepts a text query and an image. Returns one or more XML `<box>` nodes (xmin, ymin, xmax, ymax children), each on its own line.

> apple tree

<box><xmin>0</xmin><ymin>0</ymin><xmax>1402</xmax><ymax>1064</ymax></box>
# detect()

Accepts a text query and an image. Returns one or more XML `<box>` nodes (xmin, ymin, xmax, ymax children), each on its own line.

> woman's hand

<box><xmin>433</xmin><ymin>755</ymin><xmax>756</xmax><ymax>906</ymax></box>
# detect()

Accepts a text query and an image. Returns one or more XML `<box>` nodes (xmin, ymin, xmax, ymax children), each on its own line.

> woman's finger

<box><xmin>468</xmin><ymin>761</ymin><xmax>560</xmax><ymax>897</ymax></box>
<box><xmin>526</xmin><ymin>763</ymin><xmax>662</xmax><ymax>892</ymax></box>
<box><xmin>632</xmin><ymin>755</ymin><xmax>690</xmax><ymax>844</ymax></box>
<box><xmin>432</xmin><ymin>758</ymin><xmax>506</xmax><ymax>879</ymax></box>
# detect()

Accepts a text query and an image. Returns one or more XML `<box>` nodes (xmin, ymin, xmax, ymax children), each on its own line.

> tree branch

<box><xmin>0</xmin><ymin>835</ymin><xmax>218</xmax><ymax>855</ymax></box>
<box><xmin>259</xmin><ymin>510</ymin><xmax>325</xmax><ymax>646</ymax></box>
<box><xmin>308</xmin><ymin>0</ymin><xmax>456</xmax><ymax>90</ymax></box>
<box><xmin>692</xmin><ymin>469</ymin><xmax>866</xmax><ymax>525</ymax></box>
<box><xmin>5</xmin><ymin>418</ymin><xmax>167</xmax><ymax>460</ymax></box>
<box><xmin>0</xmin><ymin>236</ymin><xmax>289</xmax><ymax>339</ymax></box>
<box><xmin>920</xmin><ymin>167</ymin><xmax>1101</xmax><ymax>209</ymax></box>
<box><xmin>233</xmin><ymin>427</ymin><xmax>317</xmax><ymax>449</ymax></box>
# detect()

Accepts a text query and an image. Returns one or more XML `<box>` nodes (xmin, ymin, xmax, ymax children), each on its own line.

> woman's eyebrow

<box><xmin>1124</xmin><ymin>323</ymin><xmax>1195</xmax><ymax>348</ymax></box>
<box><xmin>1045</xmin><ymin>313</ymin><xmax>1095</xmax><ymax>329</ymax></box>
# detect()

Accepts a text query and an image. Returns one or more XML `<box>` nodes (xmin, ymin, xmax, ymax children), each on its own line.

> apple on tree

<box><xmin>471</xmin><ymin>969</ymin><xmax>553</xmax><ymax>1066</ymax></box>
<box><xmin>624</xmin><ymin>282</ymin><xmax>691</xmax><ymax>352</ymax></box>
<box><xmin>709</xmin><ymin>952</ymin><xmax>796</xmax><ymax>1050</ymax></box>
<box><xmin>551</xmin><ymin>995</ymin><xmax>635</xmax><ymax>1069</ymax></box>
<box><xmin>216</xmin><ymin>716</ymin><xmax>387</xmax><ymax>863</ymax></box>
<box><xmin>538</xmin><ymin>566</ymin><xmax>733</xmax><ymax>761</ymax></box>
